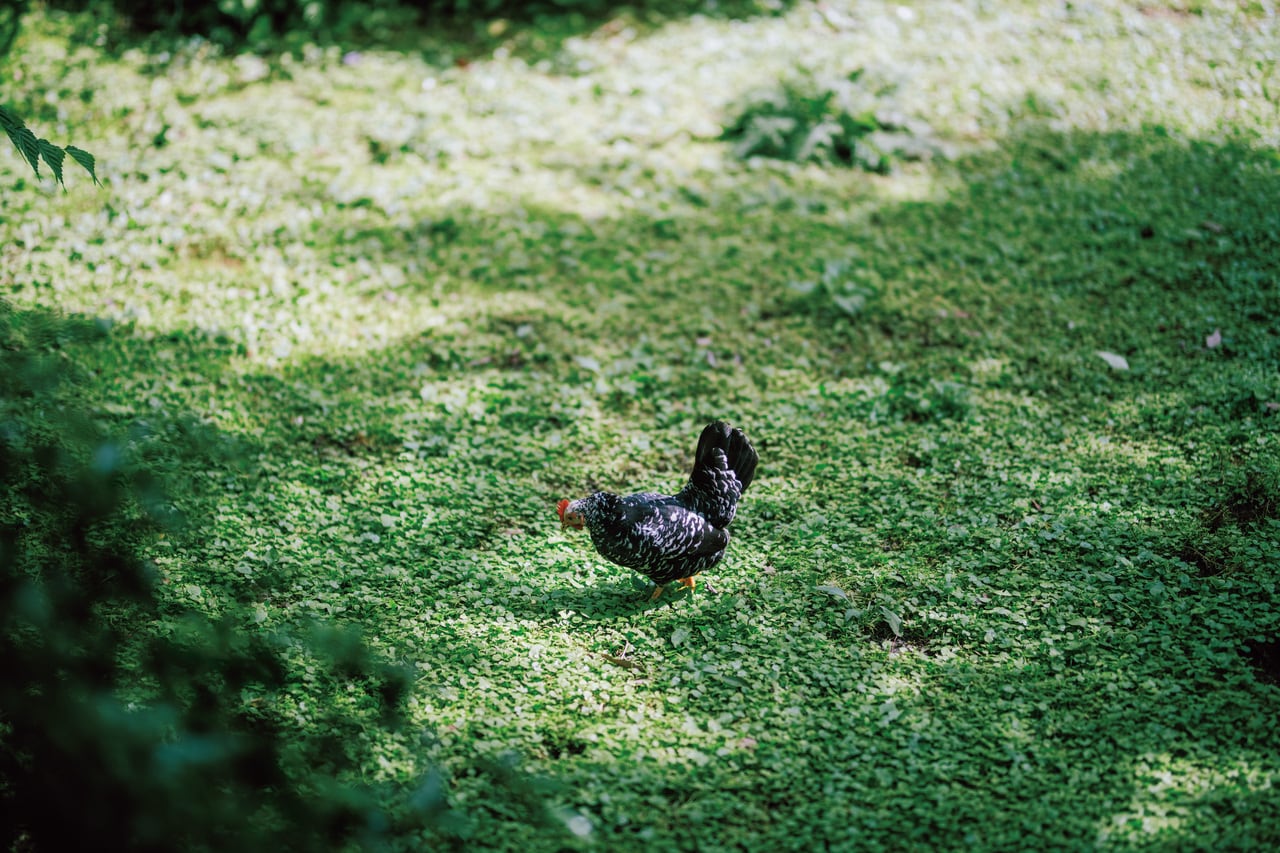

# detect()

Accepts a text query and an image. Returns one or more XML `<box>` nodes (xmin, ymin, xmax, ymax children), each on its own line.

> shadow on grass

<box><xmin>531</xmin><ymin>575</ymin><xmax>700</xmax><ymax>618</ymax></box>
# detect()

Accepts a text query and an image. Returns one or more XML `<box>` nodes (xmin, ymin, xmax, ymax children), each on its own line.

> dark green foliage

<box><xmin>45</xmin><ymin>0</ymin><xmax>777</xmax><ymax>47</ymax></box>
<box><xmin>722</xmin><ymin>70</ymin><xmax>941</xmax><ymax>171</ymax></box>
<box><xmin>883</xmin><ymin>377</ymin><xmax>974</xmax><ymax>423</ymax></box>
<box><xmin>0</xmin><ymin>105</ymin><xmax>98</xmax><ymax>187</ymax></box>
<box><xmin>46</xmin><ymin>0</ymin><xmax>418</xmax><ymax>46</ymax></box>
<box><xmin>786</xmin><ymin>256</ymin><xmax>883</xmax><ymax>319</ymax></box>
<box><xmin>0</xmin><ymin>0</ymin><xmax>27</xmax><ymax>56</ymax></box>
<box><xmin>0</xmin><ymin>303</ymin><xmax>435</xmax><ymax>851</ymax></box>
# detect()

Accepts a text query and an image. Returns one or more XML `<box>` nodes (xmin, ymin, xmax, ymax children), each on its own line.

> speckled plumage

<box><xmin>562</xmin><ymin>422</ymin><xmax>757</xmax><ymax>588</ymax></box>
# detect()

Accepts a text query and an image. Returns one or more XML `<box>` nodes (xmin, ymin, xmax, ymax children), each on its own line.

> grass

<box><xmin>3</xmin><ymin>0</ymin><xmax>1280</xmax><ymax>848</ymax></box>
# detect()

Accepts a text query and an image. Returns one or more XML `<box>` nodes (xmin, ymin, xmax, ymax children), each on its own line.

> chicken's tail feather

<box><xmin>695</xmin><ymin>421</ymin><xmax>758</xmax><ymax>493</ymax></box>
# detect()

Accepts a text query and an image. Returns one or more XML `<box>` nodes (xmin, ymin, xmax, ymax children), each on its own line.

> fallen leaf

<box><xmin>1205</xmin><ymin>329</ymin><xmax>1222</xmax><ymax>349</ymax></box>
<box><xmin>1265</xmin><ymin>402</ymin><xmax>1279</xmax><ymax>412</ymax></box>
<box><xmin>1201</xmin><ymin>220</ymin><xmax>1225</xmax><ymax>234</ymax></box>
<box><xmin>1096</xmin><ymin>351</ymin><xmax>1129</xmax><ymax>371</ymax></box>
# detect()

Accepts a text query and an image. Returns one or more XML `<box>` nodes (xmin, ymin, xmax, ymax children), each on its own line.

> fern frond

<box><xmin>38</xmin><ymin>139</ymin><xmax>66</xmax><ymax>186</ymax></box>
<box><xmin>65</xmin><ymin>145</ymin><xmax>99</xmax><ymax>185</ymax></box>
<box><xmin>2</xmin><ymin>104</ymin><xmax>100</xmax><ymax>188</ymax></box>
<box><xmin>5</xmin><ymin>119</ymin><xmax>41</xmax><ymax>176</ymax></box>
<box><xmin>0</xmin><ymin>105</ymin><xmax>21</xmax><ymax>134</ymax></box>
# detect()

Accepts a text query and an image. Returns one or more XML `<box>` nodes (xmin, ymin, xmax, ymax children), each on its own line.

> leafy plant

<box><xmin>788</xmin><ymin>255</ymin><xmax>883</xmax><ymax>319</ymax></box>
<box><xmin>722</xmin><ymin>69</ymin><xmax>940</xmax><ymax>172</ymax></box>
<box><xmin>47</xmin><ymin>0</ymin><xmax>650</xmax><ymax>48</ymax></box>
<box><xmin>0</xmin><ymin>304</ymin><xmax>443</xmax><ymax>850</ymax></box>
<box><xmin>0</xmin><ymin>0</ymin><xmax>27</xmax><ymax>58</ymax></box>
<box><xmin>884</xmin><ymin>377</ymin><xmax>973</xmax><ymax>422</ymax></box>
<box><xmin>1</xmin><ymin>104</ymin><xmax>98</xmax><ymax>187</ymax></box>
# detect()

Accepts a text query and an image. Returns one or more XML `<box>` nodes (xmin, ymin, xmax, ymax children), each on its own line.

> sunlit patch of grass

<box><xmin>1102</xmin><ymin>753</ymin><xmax>1280</xmax><ymax>846</ymax></box>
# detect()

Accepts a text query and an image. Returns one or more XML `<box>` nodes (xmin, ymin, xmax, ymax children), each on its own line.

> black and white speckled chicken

<box><xmin>557</xmin><ymin>422</ymin><xmax>758</xmax><ymax>600</ymax></box>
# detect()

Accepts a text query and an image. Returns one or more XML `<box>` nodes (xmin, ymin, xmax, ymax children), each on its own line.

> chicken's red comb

<box><xmin>556</xmin><ymin>499</ymin><xmax>570</xmax><ymax>521</ymax></box>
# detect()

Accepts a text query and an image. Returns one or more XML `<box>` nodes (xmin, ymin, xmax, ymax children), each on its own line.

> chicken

<box><xmin>558</xmin><ymin>421</ymin><xmax>758</xmax><ymax>600</ymax></box>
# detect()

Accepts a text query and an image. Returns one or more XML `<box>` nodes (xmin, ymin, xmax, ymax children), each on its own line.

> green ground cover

<box><xmin>3</xmin><ymin>0</ymin><xmax>1279</xmax><ymax>848</ymax></box>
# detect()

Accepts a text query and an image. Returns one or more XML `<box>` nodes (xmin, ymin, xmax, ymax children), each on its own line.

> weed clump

<box><xmin>721</xmin><ymin>69</ymin><xmax>941</xmax><ymax>172</ymax></box>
